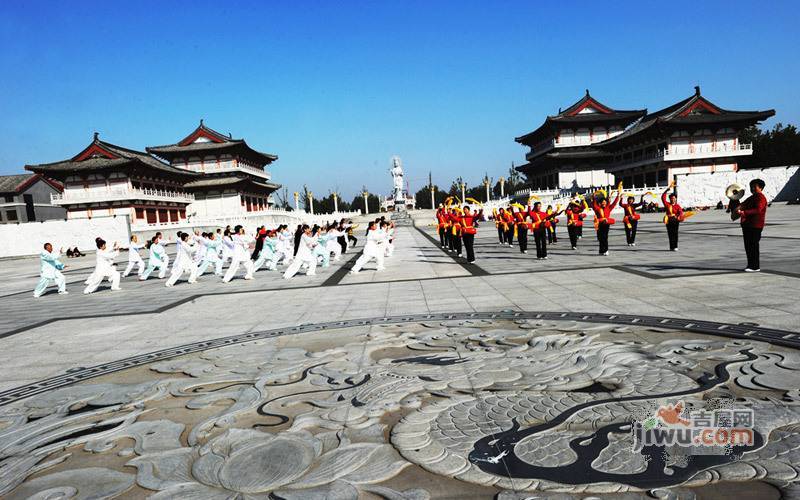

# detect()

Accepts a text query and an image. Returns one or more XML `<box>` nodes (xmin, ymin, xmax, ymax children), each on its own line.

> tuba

<box><xmin>725</xmin><ymin>183</ymin><xmax>745</xmax><ymax>221</ymax></box>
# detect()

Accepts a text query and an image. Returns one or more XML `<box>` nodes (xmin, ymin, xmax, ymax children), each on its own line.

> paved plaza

<box><xmin>1</xmin><ymin>205</ymin><xmax>800</xmax><ymax>498</ymax></box>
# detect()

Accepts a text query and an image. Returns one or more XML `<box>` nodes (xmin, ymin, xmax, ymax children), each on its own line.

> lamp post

<box><xmin>430</xmin><ymin>185</ymin><xmax>435</xmax><ymax>209</ymax></box>
<box><xmin>362</xmin><ymin>190</ymin><xmax>369</xmax><ymax>214</ymax></box>
<box><xmin>308</xmin><ymin>191</ymin><xmax>314</xmax><ymax>214</ymax></box>
<box><xmin>499</xmin><ymin>177</ymin><xmax>505</xmax><ymax>197</ymax></box>
<box><xmin>293</xmin><ymin>191</ymin><xmax>299</xmax><ymax>211</ymax></box>
<box><xmin>460</xmin><ymin>182</ymin><xmax>466</xmax><ymax>205</ymax></box>
<box><xmin>484</xmin><ymin>177</ymin><xmax>491</xmax><ymax>202</ymax></box>
<box><xmin>333</xmin><ymin>192</ymin><xmax>339</xmax><ymax>213</ymax></box>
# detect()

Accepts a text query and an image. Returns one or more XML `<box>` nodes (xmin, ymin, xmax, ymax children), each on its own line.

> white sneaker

<box><xmin>543</xmin><ymin>256</ymin><xmax>549</xmax><ymax>260</ymax></box>
<box><xmin>523</xmin><ymin>250</ymin><xmax>528</xmax><ymax>254</ymax></box>
<box><xmin>572</xmin><ymin>246</ymin><xmax>577</xmax><ymax>250</ymax></box>
<box><xmin>744</xmin><ymin>268</ymin><xmax>761</xmax><ymax>272</ymax></box>
<box><xmin>632</xmin><ymin>243</ymin><xmax>636</xmax><ymax>247</ymax></box>
<box><xmin>165</xmin><ymin>283</ymin><xmax>173</xmax><ymax>288</ymax></box>
<box><xmin>603</xmin><ymin>251</ymin><xmax>610</xmax><ymax>256</ymax></box>
<box><xmin>33</xmin><ymin>294</ymin><xmax>41</xmax><ymax>298</ymax></box>
<box><xmin>457</xmin><ymin>253</ymin><xmax>462</xmax><ymax>258</ymax></box>
<box><xmin>59</xmin><ymin>291</ymin><xmax>69</xmax><ymax>295</ymax></box>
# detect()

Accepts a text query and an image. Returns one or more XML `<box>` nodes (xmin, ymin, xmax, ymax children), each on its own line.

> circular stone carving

<box><xmin>1</xmin><ymin>313</ymin><xmax>799</xmax><ymax>498</ymax></box>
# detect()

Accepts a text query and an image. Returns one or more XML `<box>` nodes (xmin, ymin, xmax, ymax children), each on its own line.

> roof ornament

<box><xmin>585</xmin><ymin>89</ymin><xmax>590</xmax><ymax>96</ymax></box>
<box><xmin>93</xmin><ymin>132</ymin><xmax>99</xmax><ymax>141</ymax></box>
<box><xmin>200</xmin><ymin>118</ymin><xmax>204</xmax><ymax>126</ymax></box>
<box><xmin>694</xmin><ymin>85</ymin><xmax>701</xmax><ymax>96</ymax></box>
<box><xmin>558</xmin><ymin>107</ymin><xmax>562</xmax><ymax>114</ymax></box>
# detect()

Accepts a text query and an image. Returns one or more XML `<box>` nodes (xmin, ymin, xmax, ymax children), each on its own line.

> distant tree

<box><xmin>740</xmin><ymin>123</ymin><xmax>800</xmax><ymax>168</ymax></box>
<box><xmin>349</xmin><ymin>188</ymin><xmax>381</xmax><ymax>214</ymax></box>
<box><xmin>414</xmin><ymin>185</ymin><xmax>449</xmax><ymax>209</ymax></box>
<box><xmin>315</xmin><ymin>192</ymin><xmax>352</xmax><ymax>214</ymax></box>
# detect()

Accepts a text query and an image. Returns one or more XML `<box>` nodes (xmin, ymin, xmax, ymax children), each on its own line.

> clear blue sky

<box><xmin>1</xmin><ymin>1</ymin><xmax>797</xmax><ymax>200</ymax></box>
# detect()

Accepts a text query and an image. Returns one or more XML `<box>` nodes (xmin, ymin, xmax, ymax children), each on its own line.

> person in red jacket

<box><xmin>620</xmin><ymin>194</ymin><xmax>645</xmax><ymax>246</ymax></box>
<box><xmin>529</xmin><ymin>202</ymin><xmax>563</xmax><ymax>259</ymax></box>
<box><xmin>457</xmin><ymin>205</ymin><xmax>482</xmax><ymax>263</ymax></box>
<box><xmin>737</xmin><ymin>178</ymin><xmax>768</xmax><ymax>272</ymax></box>
<box><xmin>662</xmin><ymin>181</ymin><xmax>684</xmax><ymax>251</ymax></box>
<box><xmin>512</xmin><ymin>206</ymin><xmax>529</xmax><ymax>254</ymax></box>
<box><xmin>592</xmin><ymin>184</ymin><xmax>621</xmax><ymax>256</ymax></box>
<box><xmin>449</xmin><ymin>208</ymin><xmax>463</xmax><ymax>257</ymax></box>
<box><xmin>566</xmin><ymin>197</ymin><xmax>588</xmax><ymax>250</ymax></box>
<box><xmin>503</xmin><ymin>208</ymin><xmax>515</xmax><ymax>247</ymax></box>
<box><xmin>436</xmin><ymin>205</ymin><xmax>448</xmax><ymax>248</ymax></box>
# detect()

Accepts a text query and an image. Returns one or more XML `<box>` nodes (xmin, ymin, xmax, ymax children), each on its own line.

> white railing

<box><xmin>608</xmin><ymin>143</ymin><xmax>753</xmax><ymax>171</ymax></box>
<box><xmin>185</xmin><ymin>161</ymin><xmax>271</xmax><ymax>180</ymax></box>
<box><xmin>51</xmin><ymin>188</ymin><xmax>195</xmax><ymax>205</ymax></box>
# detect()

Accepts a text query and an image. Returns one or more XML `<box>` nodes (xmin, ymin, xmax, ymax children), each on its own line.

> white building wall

<box><xmin>188</xmin><ymin>193</ymin><xmax>244</xmax><ymax>218</ymax></box>
<box><xmin>0</xmin><ymin>216</ymin><xmax>130</xmax><ymax>258</ymax></box>
<box><xmin>676</xmin><ymin>166</ymin><xmax>800</xmax><ymax>208</ymax></box>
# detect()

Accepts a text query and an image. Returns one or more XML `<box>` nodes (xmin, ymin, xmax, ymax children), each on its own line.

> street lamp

<box><xmin>429</xmin><ymin>184</ymin><xmax>436</xmax><ymax>209</ymax></box>
<box><xmin>484</xmin><ymin>177</ymin><xmax>491</xmax><ymax>202</ymax></box>
<box><xmin>362</xmin><ymin>190</ymin><xmax>369</xmax><ymax>214</ymax></box>
<box><xmin>460</xmin><ymin>182</ymin><xmax>466</xmax><ymax>205</ymax></box>
<box><xmin>332</xmin><ymin>192</ymin><xmax>339</xmax><ymax>213</ymax></box>
<box><xmin>293</xmin><ymin>191</ymin><xmax>299</xmax><ymax>211</ymax></box>
<box><xmin>308</xmin><ymin>191</ymin><xmax>314</xmax><ymax>214</ymax></box>
<box><xmin>499</xmin><ymin>177</ymin><xmax>506</xmax><ymax>197</ymax></box>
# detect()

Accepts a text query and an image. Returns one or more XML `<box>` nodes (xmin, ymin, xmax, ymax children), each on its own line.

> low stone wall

<box><xmin>0</xmin><ymin>216</ymin><xmax>130</xmax><ymax>258</ymax></box>
<box><xmin>677</xmin><ymin>165</ymin><xmax>800</xmax><ymax>208</ymax></box>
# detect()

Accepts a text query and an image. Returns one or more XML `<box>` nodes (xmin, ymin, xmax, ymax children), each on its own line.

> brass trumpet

<box><xmin>725</xmin><ymin>183</ymin><xmax>745</xmax><ymax>221</ymax></box>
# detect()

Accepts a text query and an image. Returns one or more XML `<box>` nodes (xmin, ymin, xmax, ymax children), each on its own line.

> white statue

<box><xmin>390</xmin><ymin>156</ymin><xmax>404</xmax><ymax>200</ymax></box>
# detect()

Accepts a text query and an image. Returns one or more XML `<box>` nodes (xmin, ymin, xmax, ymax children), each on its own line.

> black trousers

<box><xmin>348</xmin><ymin>235</ymin><xmax>357</xmax><ymax>247</ymax></box>
<box><xmin>517</xmin><ymin>226</ymin><xmax>528</xmax><ymax>253</ymax></box>
<box><xmin>625</xmin><ymin>220</ymin><xmax>638</xmax><ymax>244</ymax></box>
<box><xmin>453</xmin><ymin>233</ymin><xmax>462</xmax><ymax>255</ymax></box>
<box><xmin>548</xmin><ymin>225</ymin><xmax>558</xmax><ymax>244</ymax></box>
<box><xmin>497</xmin><ymin>226</ymin><xmax>504</xmax><ymax>243</ymax></box>
<box><xmin>533</xmin><ymin>229</ymin><xmax>547</xmax><ymax>258</ymax></box>
<box><xmin>742</xmin><ymin>225</ymin><xmax>762</xmax><ymax>270</ymax></box>
<box><xmin>463</xmin><ymin>233</ymin><xmax>475</xmax><ymax>262</ymax></box>
<box><xmin>666</xmin><ymin>220</ymin><xmax>680</xmax><ymax>250</ymax></box>
<box><xmin>505</xmin><ymin>228</ymin><xmax>514</xmax><ymax>246</ymax></box>
<box><xmin>577</xmin><ymin>225</ymin><xmax>583</xmax><ymax>238</ymax></box>
<box><xmin>338</xmin><ymin>235</ymin><xmax>347</xmax><ymax>253</ymax></box>
<box><xmin>597</xmin><ymin>223</ymin><xmax>610</xmax><ymax>254</ymax></box>
<box><xmin>438</xmin><ymin>227</ymin><xmax>446</xmax><ymax>247</ymax></box>
<box><xmin>447</xmin><ymin>230</ymin><xmax>454</xmax><ymax>251</ymax></box>
<box><xmin>568</xmin><ymin>225</ymin><xmax>578</xmax><ymax>248</ymax></box>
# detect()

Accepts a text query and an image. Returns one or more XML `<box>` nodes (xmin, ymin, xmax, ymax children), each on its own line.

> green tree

<box><xmin>740</xmin><ymin>123</ymin><xmax>800</xmax><ymax>168</ymax></box>
<box><xmin>414</xmin><ymin>185</ymin><xmax>449</xmax><ymax>209</ymax></box>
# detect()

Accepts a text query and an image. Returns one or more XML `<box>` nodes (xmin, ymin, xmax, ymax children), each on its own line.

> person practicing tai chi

<box><xmin>122</xmin><ymin>235</ymin><xmax>146</xmax><ymax>278</ymax></box>
<box><xmin>566</xmin><ymin>197</ymin><xmax>588</xmax><ymax>250</ymax></box>
<box><xmin>350</xmin><ymin>221</ymin><xmax>387</xmax><ymax>274</ymax></box>
<box><xmin>735</xmin><ymin>178</ymin><xmax>768</xmax><ymax>272</ymax></box>
<box><xmin>284</xmin><ymin>225</ymin><xmax>318</xmax><ymax>279</ymax></box>
<box><xmin>223</xmin><ymin>225</ymin><xmax>255</xmax><ymax>282</ymax></box>
<box><xmin>165</xmin><ymin>231</ymin><xmax>199</xmax><ymax>287</ymax></box>
<box><xmin>84</xmin><ymin>237</ymin><xmax>121</xmax><ymax>294</ymax></box>
<box><xmin>140</xmin><ymin>233</ymin><xmax>169</xmax><ymax>280</ymax></box>
<box><xmin>620</xmin><ymin>193</ymin><xmax>646</xmax><ymax>246</ymax></box>
<box><xmin>592</xmin><ymin>183</ymin><xmax>622</xmax><ymax>256</ymax></box>
<box><xmin>662</xmin><ymin>181</ymin><xmax>685</xmax><ymax>251</ymax></box>
<box><xmin>253</xmin><ymin>229</ymin><xmax>279</xmax><ymax>271</ymax></box>
<box><xmin>197</xmin><ymin>232</ymin><xmax>224</xmax><ymax>276</ymax></box>
<box><xmin>33</xmin><ymin>242</ymin><xmax>68</xmax><ymax>298</ymax></box>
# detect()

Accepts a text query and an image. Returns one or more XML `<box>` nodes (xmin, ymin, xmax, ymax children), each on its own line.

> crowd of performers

<box><xmin>435</xmin><ymin>181</ymin><xmax>705</xmax><ymax>262</ymax></box>
<box><xmin>33</xmin><ymin>218</ymin><xmax>397</xmax><ymax>298</ymax></box>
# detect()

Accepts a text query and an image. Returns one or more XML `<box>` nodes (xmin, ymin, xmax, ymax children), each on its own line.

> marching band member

<box><xmin>592</xmin><ymin>183</ymin><xmax>622</xmax><ymax>256</ymax></box>
<box><xmin>566</xmin><ymin>197</ymin><xmax>588</xmax><ymax>250</ymax></box>
<box><xmin>140</xmin><ymin>233</ymin><xmax>168</xmax><ymax>280</ymax></box>
<box><xmin>166</xmin><ymin>231</ymin><xmax>199</xmax><ymax>287</ymax></box>
<box><xmin>737</xmin><ymin>178</ymin><xmax>768</xmax><ymax>272</ymax></box>
<box><xmin>493</xmin><ymin>208</ymin><xmax>506</xmax><ymax>245</ymax></box>
<box><xmin>662</xmin><ymin>181</ymin><xmax>684</xmax><ymax>251</ymax></box>
<box><xmin>450</xmin><ymin>208</ymin><xmax>463</xmax><ymax>257</ymax></box>
<box><xmin>122</xmin><ymin>235</ymin><xmax>145</xmax><ymax>278</ymax></box>
<box><xmin>83</xmin><ymin>237</ymin><xmax>121</xmax><ymax>294</ymax></box>
<box><xmin>197</xmin><ymin>232</ymin><xmax>224</xmax><ymax>276</ymax></box>
<box><xmin>502</xmin><ymin>207</ymin><xmax>515</xmax><ymax>246</ymax></box>
<box><xmin>456</xmin><ymin>205</ymin><xmax>480</xmax><ymax>263</ymax></box>
<box><xmin>620</xmin><ymin>194</ymin><xmax>645</xmax><ymax>246</ymax></box>
<box><xmin>512</xmin><ymin>205</ymin><xmax>529</xmax><ymax>254</ymax></box>
<box><xmin>222</xmin><ymin>225</ymin><xmax>255</xmax><ymax>282</ymax></box>
<box><xmin>350</xmin><ymin>221</ymin><xmax>387</xmax><ymax>274</ymax></box>
<box><xmin>529</xmin><ymin>202</ymin><xmax>562</xmax><ymax>260</ymax></box>
<box><xmin>33</xmin><ymin>242</ymin><xmax>68</xmax><ymax>297</ymax></box>
<box><xmin>284</xmin><ymin>225</ymin><xmax>318</xmax><ymax>279</ymax></box>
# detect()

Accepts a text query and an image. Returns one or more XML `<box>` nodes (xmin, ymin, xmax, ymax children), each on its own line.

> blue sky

<box><xmin>1</xmin><ymin>1</ymin><xmax>798</xmax><ymax>200</ymax></box>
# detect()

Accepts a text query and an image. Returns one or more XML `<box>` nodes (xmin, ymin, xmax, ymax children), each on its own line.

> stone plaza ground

<box><xmin>1</xmin><ymin>205</ymin><xmax>799</xmax><ymax>498</ymax></box>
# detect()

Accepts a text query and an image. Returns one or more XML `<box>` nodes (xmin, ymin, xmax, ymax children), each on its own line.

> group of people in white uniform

<box><xmin>33</xmin><ymin>217</ymin><xmax>396</xmax><ymax>297</ymax></box>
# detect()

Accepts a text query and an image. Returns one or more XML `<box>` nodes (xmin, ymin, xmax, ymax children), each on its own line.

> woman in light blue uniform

<box><xmin>253</xmin><ymin>229</ymin><xmax>279</xmax><ymax>271</ymax></box>
<box><xmin>140</xmin><ymin>233</ymin><xmax>169</xmax><ymax>280</ymax></box>
<box><xmin>33</xmin><ymin>242</ymin><xmax>68</xmax><ymax>298</ymax></box>
<box><xmin>313</xmin><ymin>226</ymin><xmax>331</xmax><ymax>268</ymax></box>
<box><xmin>197</xmin><ymin>232</ymin><xmax>224</xmax><ymax>276</ymax></box>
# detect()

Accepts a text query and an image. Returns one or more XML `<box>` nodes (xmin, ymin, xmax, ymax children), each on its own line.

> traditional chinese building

<box><xmin>515</xmin><ymin>90</ymin><xmax>646</xmax><ymax>190</ymax></box>
<box><xmin>0</xmin><ymin>173</ymin><xmax>65</xmax><ymax>223</ymax></box>
<box><xmin>599</xmin><ymin>87</ymin><xmax>775</xmax><ymax>188</ymax></box>
<box><xmin>26</xmin><ymin>134</ymin><xmax>196</xmax><ymax>224</ymax></box>
<box><xmin>147</xmin><ymin>121</ymin><xmax>281</xmax><ymax>219</ymax></box>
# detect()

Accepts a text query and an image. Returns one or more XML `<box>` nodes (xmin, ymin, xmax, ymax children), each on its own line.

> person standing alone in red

<box><xmin>662</xmin><ymin>180</ymin><xmax>684</xmax><ymax>251</ymax></box>
<box><xmin>736</xmin><ymin>178</ymin><xmax>768</xmax><ymax>272</ymax></box>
